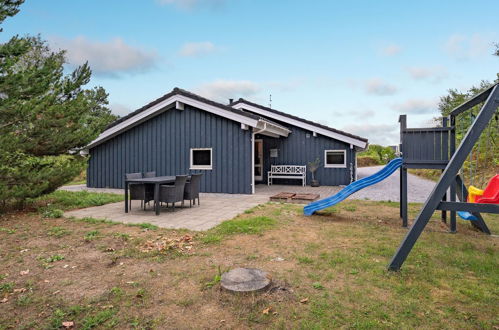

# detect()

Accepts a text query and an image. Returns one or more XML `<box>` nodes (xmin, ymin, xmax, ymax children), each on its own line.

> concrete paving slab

<box><xmin>61</xmin><ymin>168</ymin><xmax>435</xmax><ymax>231</ymax></box>
<box><xmin>64</xmin><ymin>193</ymin><xmax>268</xmax><ymax>231</ymax></box>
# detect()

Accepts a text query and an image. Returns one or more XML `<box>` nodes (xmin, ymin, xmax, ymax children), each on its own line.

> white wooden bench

<box><xmin>267</xmin><ymin>165</ymin><xmax>306</xmax><ymax>186</ymax></box>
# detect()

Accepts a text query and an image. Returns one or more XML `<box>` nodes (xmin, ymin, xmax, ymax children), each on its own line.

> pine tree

<box><xmin>0</xmin><ymin>0</ymin><xmax>23</xmax><ymax>31</ymax></box>
<box><xmin>0</xmin><ymin>1</ymin><xmax>116</xmax><ymax>208</ymax></box>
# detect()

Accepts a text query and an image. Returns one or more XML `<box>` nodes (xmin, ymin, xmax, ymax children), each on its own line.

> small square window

<box><xmin>324</xmin><ymin>150</ymin><xmax>346</xmax><ymax>168</ymax></box>
<box><xmin>190</xmin><ymin>148</ymin><xmax>212</xmax><ymax>170</ymax></box>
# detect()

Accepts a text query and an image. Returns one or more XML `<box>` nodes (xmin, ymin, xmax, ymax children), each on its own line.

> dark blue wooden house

<box><xmin>86</xmin><ymin>88</ymin><xmax>368</xmax><ymax>194</ymax></box>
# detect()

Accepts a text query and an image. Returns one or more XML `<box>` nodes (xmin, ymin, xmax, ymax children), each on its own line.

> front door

<box><xmin>254</xmin><ymin>139</ymin><xmax>263</xmax><ymax>181</ymax></box>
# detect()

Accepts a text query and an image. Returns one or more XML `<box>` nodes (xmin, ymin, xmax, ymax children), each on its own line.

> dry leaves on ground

<box><xmin>140</xmin><ymin>234</ymin><xmax>194</xmax><ymax>253</ymax></box>
<box><xmin>262</xmin><ymin>306</ymin><xmax>273</xmax><ymax>315</ymax></box>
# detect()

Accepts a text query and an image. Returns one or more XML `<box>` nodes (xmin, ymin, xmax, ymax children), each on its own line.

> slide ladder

<box><xmin>304</xmin><ymin>157</ymin><xmax>403</xmax><ymax>216</ymax></box>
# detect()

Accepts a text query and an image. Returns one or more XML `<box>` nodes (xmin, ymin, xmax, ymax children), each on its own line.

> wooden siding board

<box><xmin>257</xmin><ymin>122</ymin><xmax>351</xmax><ymax>186</ymax></box>
<box><xmin>87</xmin><ymin>104</ymin><xmax>350</xmax><ymax>192</ymax></box>
<box><xmin>207</xmin><ymin>113</ymin><xmax>213</xmax><ymax>192</ymax></box>
<box><xmin>88</xmin><ymin>104</ymin><xmax>252</xmax><ymax>193</ymax></box>
<box><xmin>100</xmin><ymin>145</ymin><xmax>104</xmax><ymax>187</ymax></box>
<box><xmin>438</xmin><ymin>131</ymin><xmax>443</xmax><ymax>160</ymax></box>
<box><xmin>442</xmin><ymin>129</ymin><xmax>449</xmax><ymax>160</ymax></box>
<box><xmin>403</xmin><ymin>129</ymin><xmax>451</xmax><ymax>163</ymax></box>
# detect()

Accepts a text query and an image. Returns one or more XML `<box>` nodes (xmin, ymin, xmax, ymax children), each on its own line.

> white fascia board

<box><xmin>232</xmin><ymin>103</ymin><xmax>367</xmax><ymax>148</ymax></box>
<box><xmin>259</xmin><ymin>131</ymin><xmax>280</xmax><ymax>138</ymax></box>
<box><xmin>87</xmin><ymin>94</ymin><xmax>259</xmax><ymax>149</ymax></box>
<box><xmin>256</xmin><ymin>120</ymin><xmax>290</xmax><ymax>137</ymax></box>
<box><xmin>175</xmin><ymin>95</ymin><xmax>258</xmax><ymax>127</ymax></box>
<box><xmin>265</xmin><ymin>126</ymin><xmax>289</xmax><ymax>137</ymax></box>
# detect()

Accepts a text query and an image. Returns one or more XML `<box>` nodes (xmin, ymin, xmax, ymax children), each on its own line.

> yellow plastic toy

<box><xmin>467</xmin><ymin>185</ymin><xmax>484</xmax><ymax>203</ymax></box>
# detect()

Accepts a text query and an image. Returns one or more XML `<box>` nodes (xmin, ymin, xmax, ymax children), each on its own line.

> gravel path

<box><xmin>349</xmin><ymin>166</ymin><xmax>436</xmax><ymax>203</ymax></box>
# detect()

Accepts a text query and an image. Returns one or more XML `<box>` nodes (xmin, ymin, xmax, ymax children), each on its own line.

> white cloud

<box><xmin>391</xmin><ymin>98</ymin><xmax>439</xmax><ymax>115</ymax></box>
<box><xmin>406</xmin><ymin>66</ymin><xmax>448</xmax><ymax>83</ymax></box>
<box><xmin>380</xmin><ymin>44</ymin><xmax>402</xmax><ymax>56</ymax></box>
<box><xmin>156</xmin><ymin>0</ymin><xmax>226</xmax><ymax>10</ymax></box>
<box><xmin>444</xmin><ymin>33</ymin><xmax>491</xmax><ymax>60</ymax></box>
<box><xmin>341</xmin><ymin>123</ymin><xmax>399</xmax><ymax>146</ymax></box>
<box><xmin>194</xmin><ymin>79</ymin><xmax>260</xmax><ymax>101</ymax></box>
<box><xmin>365</xmin><ymin>78</ymin><xmax>398</xmax><ymax>96</ymax></box>
<box><xmin>50</xmin><ymin>36</ymin><xmax>158</xmax><ymax>76</ymax></box>
<box><xmin>179</xmin><ymin>41</ymin><xmax>218</xmax><ymax>57</ymax></box>
<box><xmin>110</xmin><ymin>103</ymin><xmax>132</xmax><ymax>116</ymax></box>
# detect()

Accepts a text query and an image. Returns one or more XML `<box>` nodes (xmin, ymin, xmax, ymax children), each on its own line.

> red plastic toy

<box><xmin>476</xmin><ymin>174</ymin><xmax>499</xmax><ymax>204</ymax></box>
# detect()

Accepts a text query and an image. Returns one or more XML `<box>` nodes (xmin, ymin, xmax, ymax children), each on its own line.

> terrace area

<box><xmin>62</xmin><ymin>166</ymin><xmax>436</xmax><ymax>231</ymax></box>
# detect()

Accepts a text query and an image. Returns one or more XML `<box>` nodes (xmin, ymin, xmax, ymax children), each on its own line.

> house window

<box><xmin>324</xmin><ymin>150</ymin><xmax>346</xmax><ymax>168</ymax></box>
<box><xmin>190</xmin><ymin>148</ymin><xmax>212</xmax><ymax>170</ymax></box>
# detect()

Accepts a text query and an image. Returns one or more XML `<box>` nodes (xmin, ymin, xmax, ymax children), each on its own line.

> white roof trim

<box><xmin>87</xmin><ymin>94</ymin><xmax>259</xmax><ymax>149</ymax></box>
<box><xmin>256</xmin><ymin>120</ymin><xmax>290</xmax><ymax>137</ymax></box>
<box><xmin>232</xmin><ymin>102</ymin><xmax>367</xmax><ymax>148</ymax></box>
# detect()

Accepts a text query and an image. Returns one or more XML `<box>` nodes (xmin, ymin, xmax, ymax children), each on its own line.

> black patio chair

<box><xmin>142</xmin><ymin>171</ymin><xmax>156</xmax><ymax>208</ymax></box>
<box><xmin>184</xmin><ymin>173</ymin><xmax>203</xmax><ymax>207</ymax></box>
<box><xmin>126</xmin><ymin>172</ymin><xmax>153</xmax><ymax>210</ymax></box>
<box><xmin>159</xmin><ymin>175</ymin><xmax>188</xmax><ymax>211</ymax></box>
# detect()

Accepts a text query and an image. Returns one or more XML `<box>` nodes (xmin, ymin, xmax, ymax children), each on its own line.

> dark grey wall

<box><xmin>87</xmin><ymin>105</ymin><xmax>253</xmax><ymax>194</ymax></box>
<box><xmin>256</xmin><ymin>122</ymin><xmax>355</xmax><ymax>186</ymax></box>
<box><xmin>402</xmin><ymin>130</ymin><xmax>450</xmax><ymax>162</ymax></box>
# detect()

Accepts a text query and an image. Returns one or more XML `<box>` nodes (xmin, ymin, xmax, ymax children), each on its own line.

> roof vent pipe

<box><xmin>229</xmin><ymin>98</ymin><xmax>234</xmax><ymax>104</ymax></box>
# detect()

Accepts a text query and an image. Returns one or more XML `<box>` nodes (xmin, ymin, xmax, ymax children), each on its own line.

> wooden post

<box><xmin>399</xmin><ymin>115</ymin><xmax>408</xmax><ymax>227</ymax></box>
<box><xmin>401</xmin><ymin>167</ymin><xmax>408</xmax><ymax>227</ymax></box>
<box><xmin>441</xmin><ymin>117</ymin><xmax>448</xmax><ymax>223</ymax></box>
<box><xmin>449</xmin><ymin>115</ymin><xmax>457</xmax><ymax>232</ymax></box>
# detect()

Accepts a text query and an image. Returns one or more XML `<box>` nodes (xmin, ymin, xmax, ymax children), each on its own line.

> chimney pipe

<box><xmin>229</xmin><ymin>98</ymin><xmax>234</xmax><ymax>104</ymax></box>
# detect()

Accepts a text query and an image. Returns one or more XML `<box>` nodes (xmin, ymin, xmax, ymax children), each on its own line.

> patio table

<box><xmin>124</xmin><ymin>176</ymin><xmax>190</xmax><ymax>215</ymax></box>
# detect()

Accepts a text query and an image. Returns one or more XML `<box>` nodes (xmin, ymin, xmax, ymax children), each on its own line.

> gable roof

<box><xmin>106</xmin><ymin>88</ymin><xmax>262</xmax><ymax>130</ymax></box>
<box><xmin>231</xmin><ymin>98</ymin><xmax>368</xmax><ymax>149</ymax></box>
<box><xmin>87</xmin><ymin>88</ymin><xmax>290</xmax><ymax>149</ymax></box>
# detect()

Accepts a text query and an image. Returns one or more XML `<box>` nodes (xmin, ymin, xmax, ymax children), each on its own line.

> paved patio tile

<box><xmin>61</xmin><ymin>168</ymin><xmax>435</xmax><ymax>231</ymax></box>
<box><xmin>64</xmin><ymin>193</ymin><xmax>269</xmax><ymax>231</ymax></box>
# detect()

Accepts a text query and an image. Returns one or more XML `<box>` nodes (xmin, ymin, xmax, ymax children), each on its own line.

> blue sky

<box><xmin>2</xmin><ymin>0</ymin><xmax>498</xmax><ymax>144</ymax></box>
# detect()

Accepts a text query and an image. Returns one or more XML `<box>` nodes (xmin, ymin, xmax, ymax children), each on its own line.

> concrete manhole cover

<box><xmin>221</xmin><ymin>268</ymin><xmax>271</xmax><ymax>292</ymax></box>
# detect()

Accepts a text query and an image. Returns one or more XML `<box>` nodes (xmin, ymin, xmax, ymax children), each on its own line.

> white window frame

<box><xmin>190</xmin><ymin>148</ymin><xmax>213</xmax><ymax>170</ymax></box>
<box><xmin>324</xmin><ymin>149</ymin><xmax>347</xmax><ymax>168</ymax></box>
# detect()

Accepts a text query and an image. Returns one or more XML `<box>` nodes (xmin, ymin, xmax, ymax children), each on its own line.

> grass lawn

<box><xmin>0</xmin><ymin>191</ymin><xmax>498</xmax><ymax>329</ymax></box>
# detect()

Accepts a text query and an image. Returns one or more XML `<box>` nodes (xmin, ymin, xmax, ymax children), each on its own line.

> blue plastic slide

<box><xmin>304</xmin><ymin>157</ymin><xmax>403</xmax><ymax>216</ymax></box>
<box><xmin>457</xmin><ymin>211</ymin><xmax>478</xmax><ymax>221</ymax></box>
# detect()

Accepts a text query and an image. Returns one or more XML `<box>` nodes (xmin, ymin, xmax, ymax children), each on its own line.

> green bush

<box><xmin>358</xmin><ymin>144</ymin><xmax>396</xmax><ymax>165</ymax></box>
<box><xmin>357</xmin><ymin>156</ymin><xmax>381</xmax><ymax>167</ymax></box>
<box><xmin>0</xmin><ymin>153</ymin><xmax>85</xmax><ymax>209</ymax></box>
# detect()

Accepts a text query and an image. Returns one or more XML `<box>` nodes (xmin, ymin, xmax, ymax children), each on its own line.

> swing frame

<box><xmin>390</xmin><ymin>83</ymin><xmax>499</xmax><ymax>271</ymax></box>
